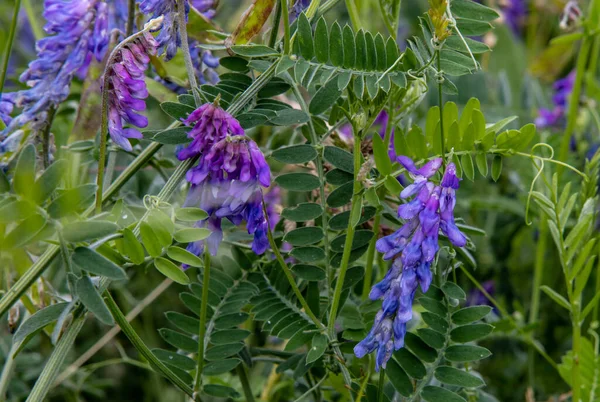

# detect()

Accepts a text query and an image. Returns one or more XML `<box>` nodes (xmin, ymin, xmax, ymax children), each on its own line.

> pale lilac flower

<box><xmin>138</xmin><ymin>0</ymin><xmax>187</xmax><ymax>60</ymax></box>
<box><xmin>355</xmin><ymin>157</ymin><xmax>466</xmax><ymax>370</ymax></box>
<box><xmin>105</xmin><ymin>32</ymin><xmax>158</xmax><ymax>151</ymax></box>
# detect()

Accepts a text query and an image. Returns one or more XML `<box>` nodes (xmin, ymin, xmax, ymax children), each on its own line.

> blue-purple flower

<box><xmin>290</xmin><ymin>0</ymin><xmax>311</xmax><ymax>22</ymax></box>
<box><xmin>354</xmin><ymin>157</ymin><xmax>466</xmax><ymax>370</ymax></box>
<box><xmin>105</xmin><ymin>31</ymin><xmax>158</xmax><ymax>151</ymax></box>
<box><xmin>178</xmin><ymin>103</ymin><xmax>271</xmax><ymax>259</ymax></box>
<box><xmin>0</xmin><ymin>94</ymin><xmax>16</xmax><ymax>127</ymax></box>
<box><xmin>2</xmin><ymin>0</ymin><xmax>111</xmax><ymax>135</ymax></box>
<box><xmin>138</xmin><ymin>0</ymin><xmax>187</xmax><ymax>60</ymax></box>
<box><xmin>536</xmin><ymin>71</ymin><xmax>575</xmax><ymax>129</ymax></box>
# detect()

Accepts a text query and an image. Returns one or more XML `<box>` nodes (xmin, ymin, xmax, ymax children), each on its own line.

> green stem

<box><xmin>41</xmin><ymin>107</ymin><xmax>56</xmax><ymax>169</ymax></box>
<box><xmin>345</xmin><ymin>0</ymin><xmax>362</xmax><ymax>30</ymax></box>
<box><xmin>528</xmin><ymin>219</ymin><xmax>547</xmax><ymax>391</ymax></box>
<box><xmin>328</xmin><ymin>127</ymin><xmax>362</xmax><ymax>338</ymax></box>
<box><xmin>572</xmin><ymin>300</ymin><xmax>582</xmax><ymax>402</ymax></box>
<box><xmin>0</xmin><ymin>342</ymin><xmax>19</xmax><ymax>400</ymax></box>
<box><xmin>557</xmin><ymin>36</ymin><xmax>593</xmax><ymax>177</ymax></box>
<box><xmin>126</xmin><ymin>0</ymin><xmax>136</xmax><ymax>36</ymax></box>
<box><xmin>377</xmin><ymin>370</ymin><xmax>385</xmax><ymax>402</ymax></box>
<box><xmin>280</xmin><ymin>0</ymin><xmax>291</xmax><ymax>54</ymax></box>
<box><xmin>436</xmin><ymin>49</ymin><xmax>446</xmax><ymax>159</ymax></box>
<box><xmin>104</xmin><ymin>291</ymin><xmax>195</xmax><ymax>398</ymax></box>
<box><xmin>0</xmin><ymin>0</ymin><xmax>21</xmax><ymax>96</ymax></box>
<box><xmin>22</xmin><ymin>0</ymin><xmax>43</xmax><ymax>41</ymax></box>
<box><xmin>263</xmin><ymin>203</ymin><xmax>323</xmax><ymax>329</ymax></box>
<box><xmin>176</xmin><ymin>0</ymin><xmax>202</xmax><ymax>107</ymax></box>
<box><xmin>95</xmin><ymin>25</ymin><xmax>157</xmax><ymax>213</ymax></box>
<box><xmin>593</xmin><ymin>240</ymin><xmax>600</xmax><ymax>322</ymax></box>
<box><xmin>362</xmin><ymin>213</ymin><xmax>381</xmax><ymax>300</ymax></box>
<box><xmin>193</xmin><ymin>252</ymin><xmax>211</xmax><ymax>394</ymax></box>
<box><xmin>26</xmin><ymin>307</ymin><xmax>87</xmax><ymax>402</ymax></box>
<box><xmin>236</xmin><ymin>365</ymin><xmax>256</xmax><ymax>402</ymax></box>
<box><xmin>268</xmin><ymin>0</ymin><xmax>282</xmax><ymax>48</ymax></box>
<box><xmin>459</xmin><ymin>264</ymin><xmax>510</xmax><ymax>318</ymax></box>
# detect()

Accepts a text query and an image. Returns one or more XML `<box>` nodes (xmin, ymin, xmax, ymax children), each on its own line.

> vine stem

<box><xmin>126</xmin><ymin>0</ymin><xmax>136</xmax><ymax>36</ymax></box>
<box><xmin>280</xmin><ymin>0</ymin><xmax>290</xmax><ymax>54</ymax></box>
<box><xmin>377</xmin><ymin>369</ymin><xmax>385</xmax><ymax>402</ymax></box>
<box><xmin>237</xmin><ymin>365</ymin><xmax>256</xmax><ymax>402</ymax></box>
<box><xmin>528</xmin><ymin>219</ymin><xmax>547</xmax><ymax>391</ymax></box>
<box><xmin>176</xmin><ymin>0</ymin><xmax>202</xmax><ymax>107</ymax></box>
<box><xmin>436</xmin><ymin>49</ymin><xmax>446</xmax><ymax>163</ymax></box>
<box><xmin>0</xmin><ymin>0</ymin><xmax>21</xmax><ymax>97</ymax></box>
<box><xmin>193</xmin><ymin>252</ymin><xmax>211</xmax><ymax>395</ymax></box>
<box><xmin>263</xmin><ymin>203</ymin><xmax>323</xmax><ymax>329</ymax></box>
<box><xmin>328</xmin><ymin>124</ymin><xmax>362</xmax><ymax>339</ymax></box>
<box><xmin>22</xmin><ymin>0</ymin><xmax>43</xmax><ymax>41</ymax></box>
<box><xmin>362</xmin><ymin>212</ymin><xmax>381</xmax><ymax>300</ymax></box>
<box><xmin>268</xmin><ymin>0</ymin><xmax>282</xmax><ymax>48</ymax></box>
<box><xmin>95</xmin><ymin>19</ymin><xmax>162</xmax><ymax>213</ymax></box>
<box><xmin>104</xmin><ymin>291</ymin><xmax>195</xmax><ymax>397</ymax></box>
<box><xmin>0</xmin><ymin>342</ymin><xmax>19</xmax><ymax>400</ymax></box>
<box><xmin>345</xmin><ymin>0</ymin><xmax>362</xmax><ymax>29</ymax></box>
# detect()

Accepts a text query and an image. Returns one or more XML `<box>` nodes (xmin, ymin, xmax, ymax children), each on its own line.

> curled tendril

<box><xmin>524</xmin><ymin>143</ymin><xmax>552</xmax><ymax>225</ymax></box>
<box><xmin>143</xmin><ymin>194</ymin><xmax>166</xmax><ymax>210</ymax></box>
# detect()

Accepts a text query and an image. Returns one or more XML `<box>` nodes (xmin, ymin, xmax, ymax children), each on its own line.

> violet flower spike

<box><xmin>2</xmin><ymin>0</ymin><xmax>112</xmax><ymax>135</ymax></box>
<box><xmin>356</xmin><ymin>157</ymin><xmax>467</xmax><ymax>369</ymax></box>
<box><xmin>105</xmin><ymin>31</ymin><xmax>158</xmax><ymax>151</ymax></box>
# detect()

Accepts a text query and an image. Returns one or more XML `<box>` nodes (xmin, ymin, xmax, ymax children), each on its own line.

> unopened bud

<box><xmin>560</xmin><ymin>1</ymin><xmax>582</xmax><ymax>31</ymax></box>
<box><xmin>8</xmin><ymin>305</ymin><xmax>20</xmax><ymax>334</ymax></box>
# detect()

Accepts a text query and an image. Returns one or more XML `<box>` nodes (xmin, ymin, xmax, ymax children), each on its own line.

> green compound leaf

<box><xmin>154</xmin><ymin>257</ymin><xmax>191</xmax><ymax>285</ymax></box>
<box><xmin>76</xmin><ymin>276</ymin><xmax>114</xmax><ymax>325</ymax></box>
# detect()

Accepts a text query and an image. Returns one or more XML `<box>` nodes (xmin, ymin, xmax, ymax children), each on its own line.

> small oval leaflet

<box><xmin>76</xmin><ymin>276</ymin><xmax>114</xmax><ymax>325</ymax></box>
<box><xmin>154</xmin><ymin>257</ymin><xmax>191</xmax><ymax>285</ymax></box>
<box><xmin>283</xmin><ymin>227</ymin><xmax>324</xmax><ymax>246</ymax></box>
<box><xmin>13</xmin><ymin>302</ymin><xmax>70</xmax><ymax>345</ymax></box>
<box><xmin>281</xmin><ymin>203</ymin><xmax>323</xmax><ymax>222</ymax></box>
<box><xmin>271</xmin><ymin>145</ymin><xmax>317</xmax><ymax>164</ymax></box>
<box><xmin>173</xmin><ymin>228</ymin><xmax>211</xmax><ymax>243</ymax></box>
<box><xmin>167</xmin><ymin>246</ymin><xmax>203</xmax><ymax>267</ymax></box>
<box><xmin>71</xmin><ymin>247</ymin><xmax>127</xmax><ymax>280</ymax></box>
<box><xmin>62</xmin><ymin>221</ymin><xmax>118</xmax><ymax>243</ymax></box>
<box><xmin>292</xmin><ymin>264</ymin><xmax>326</xmax><ymax>281</ymax></box>
<box><xmin>275</xmin><ymin>173</ymin><xmax>320</xmax><ymax>191</ymax></box>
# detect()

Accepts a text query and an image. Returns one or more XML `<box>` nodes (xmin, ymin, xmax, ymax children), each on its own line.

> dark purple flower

<box><xmin>181</xmin><ymin>109</ymin><xmax>272</xmax><ymax>258</ymax></box>
<box><xmin>105</xmin><ymin>31</ymin><xmax>158</xmax><ymax>151</ymax></box>
<box><xmin>2</xmin><ymin>0</ymin><xmax>112</xmax><ymax>135</ymax></box>
<box><xmin>356</xmin><ymin>157</ymin><xmax>467</xmax><ymax>370</ymax></box>
<box><xmin>177</xmin><ymin>103</ymin><xmax>243</xmax><ymax>162</ymax></box>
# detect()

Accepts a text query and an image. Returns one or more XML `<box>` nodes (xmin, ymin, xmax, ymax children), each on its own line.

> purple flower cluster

<box><xmin>536</xmin><ymin>71</ymin><xmax>575</xmax><ymax>129</ymax></box>
<box><xmin>354</xmin><ymin>156</ymin><xmax>467</xmax><ymax>370</ymax></box>
<box><xmin>105</xmin><ymin>32</ymin><xmax>158</xmax><ymax>151</ymax></box>
<box><xmin>178</xmin><ymin>103</ymin><xmax>271</xmax><ymax>259</ymax></box>
<box><xmin>2</xmin><ymin>0</ymin><xmax>111</xmax><ymax>134</ymax></box>
<box><xmin>192</xmin><ymin>0</ymin><xmax>217</xmax><ymax>18</ymax></box>
<box><xmin>138</xmin><ymin>0</ymin><xmax>187</xmax><ymax>60</ymax></box>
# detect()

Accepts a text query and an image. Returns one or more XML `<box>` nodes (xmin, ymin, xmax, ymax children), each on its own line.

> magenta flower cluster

<box><xmin>2</xmin><ymin>0</ymin><xmax>113</xmax><ymax>135</ymax></box>
<box><xmin>178</xmin><ymin>103</ymin><xmax>271</xmax><ymax>260</ymax></box>
<box><xmin>105</xmin><ymin>32</ymin><xmax>158</xmax><ymax>151</ymax></box>
<box><xmin>354</xmin><ymin>156</ymin><xmax>467</xmax><ymax>370</ymax></box>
